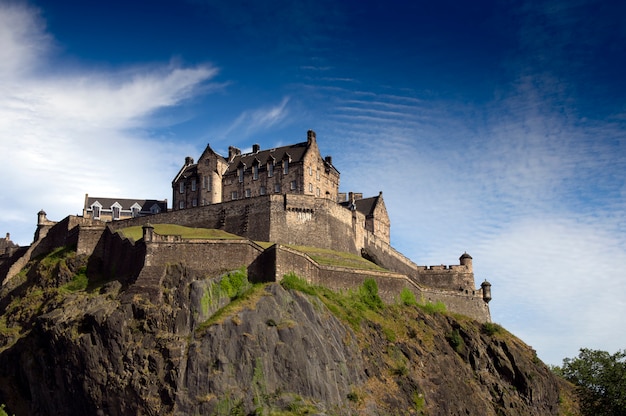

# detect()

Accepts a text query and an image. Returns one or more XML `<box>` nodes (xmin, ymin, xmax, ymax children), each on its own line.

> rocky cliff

<box><xmin>0</xmin><ymin>246</ymin><xmax>577</xmax><ymax>415</ymax></box>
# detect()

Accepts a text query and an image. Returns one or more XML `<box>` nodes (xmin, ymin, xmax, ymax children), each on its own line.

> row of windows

<box><xmin>91</xmin><ymin>206</ymin><xmax>143</xmax><ymax>220</ymax></box>
<box><xmin>179</xmin><ymin>177</ymin><xmax>212</xmax><ymax>193</ymax></box>
<box><xmin>238</xmin><ymin>160</ymin><xmax>288</xmax><ymax>183</ymax></box>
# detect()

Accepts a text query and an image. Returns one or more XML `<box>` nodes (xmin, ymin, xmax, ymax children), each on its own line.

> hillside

<box><xmin>0</xmin><ymin>245</ymin><xmax>578</xmax><ymax>415</ymax></box>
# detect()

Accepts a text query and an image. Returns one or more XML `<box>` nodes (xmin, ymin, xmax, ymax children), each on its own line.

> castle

<box><xmin>0</xmin><ymin>130</ymin><xmax>492</xmax><ymax>322</ymax></box>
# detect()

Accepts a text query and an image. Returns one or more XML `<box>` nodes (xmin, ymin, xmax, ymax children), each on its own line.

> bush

<box><xmin>358</xmin><ymin>279</ymin><xmax>384</xmax><ymax>310</ymax></box>
<box><xmin>418</xmin><ymin>301</ymin><xmax>447</xmax><ymax>314</ymax></box>
<box><xmin>400</xmin><ymin>288</ymin><xmax>417</xmax><ymax>306</ymax></box>
<box><xmin>482</xmin><ymin>322</ymin><xmax>503</xmax><ymax>336</ymax></box>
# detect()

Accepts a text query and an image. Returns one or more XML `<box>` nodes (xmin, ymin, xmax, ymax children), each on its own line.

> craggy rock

<box><xmin>0</xmin><ymin>257</ymin><xmax>574</xmax><ymax>415</ymax></box>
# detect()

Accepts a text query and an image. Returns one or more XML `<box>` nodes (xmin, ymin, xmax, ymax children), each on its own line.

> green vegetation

<box><xmin>281</xmin><ymin>274</ymin><xmax>387</xmax><ymax>330</ymax></box>
<box><xmin>196</xmin><ymin>268</ymin><xmax>265</xmax><ymax>332</ymax></box>
<box><xmin>481</xmin><ymin>322</ymin><xmax>504</xmax><ymax>336</ymax></box>
<box><xmin>554</xmin><ymin>348</ymin><xmax>626</xmax><ymax>416</ymax></box>
<box><xmin>400</xmin><ymin>288</ymin><xmax>418</xmax><ymax>306</ymax></box>
<box><xmin>286</xmin><ymin>244</ymin><xmax>386</xmax><ymax>271</ymax></box>
<box><xmin>417</xmin><ymin>300</ymin><xmax>447</xmax><ymax>314</ymax></box>
<box><xmin>0</xmin><ymin>404</ymin><xmax>13</xmax><ymax>416</ymax></box>
<box><xmin>117</xmin><ymin>224</ymin><xmax>242</xmax><ymax>241</ymax></box>
<box><xmin>60</xmin><ymin>266</ymin><xmax>88</xmax><ymax>293</ymax></box>
<box><xmin>447</xmin><ymin>329</ymin><xmax>465</xmax><ymax>354</ymax></box>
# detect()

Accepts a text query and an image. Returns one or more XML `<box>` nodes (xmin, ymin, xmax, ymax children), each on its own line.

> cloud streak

<box><xmin>0</xmin><ymin>3</ymin><xmax>218</xmax><ymax>245</ymax></box>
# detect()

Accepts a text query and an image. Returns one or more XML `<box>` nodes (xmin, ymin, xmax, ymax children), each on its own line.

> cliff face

<box><xmin>0</xmin><ymin>247</ymin><xmax>574</xmax><ymax>415</ymax></box>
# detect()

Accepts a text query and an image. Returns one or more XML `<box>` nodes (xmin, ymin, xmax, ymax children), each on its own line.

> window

<box><xmin>112</xmin><ymin>206</ymin><xmax>120</xmax><ymax>220</ymax></box>
<box><xmin>309</xmin><ymin>183</ymin><xmax>313</xmax><ymax>192</ymax></box>
<box><xmin>253</xmin><ymin>165</ymin><xmax>259</xmax><ymax>180</ymax></box>
<box><xmin>316</xmin><ymin>188</ymin><xmax>320</xmax><ymax>197</ymax></box>
<box><xmin>231</xmin><ymin>191</ymin><xmax>238</xmax><ymax>200</ymax></box>
<box><xmin>316</xmin><ymin>169</ymin><xmax>320</xmax><ymax>180</ymax></box>
<box><xmin>92</xmin><ymin>205</ymin><xmax>100</xmax><ymax>219</ymax></box>
<box><xmin>204</xmin><ymin>176</ymin><xmax>210</xmax><ymax>191</ymax></box>
<box><xmin>191</xmin><ymin>179</ymin><xmax>197</xmax><ymax>191</ymax></box>
<box><xmin>238</xmin><ymin>168</ymin><xmax>244</xmax><ymax>183</ymax></box>
<box><xmin>179</xmin><ymin>182</ymin><xmax>184</xmax><ymax>194</ymax></box>
<box><xmin>192</xmin><ymin>198</ymin><xmax>197</xmax><ymax>207</ymax></box>
<box><xmin>202</xmin><ymin>199</ymin><xmax>206</xmax><ymax>206</ymax></box>
<box><xmin>290</xmin><ymin>180</ymin><xmax>297</xmax><ymax>191</ymax></box>
<box><xmin>245</xmin><ymin>189</ymin><xmax>251</xmax><ymax>198</ymax></box>
<box><xmin>274</xmin><ymin>183</ymin><xmax>281</xmax><ymax>193</ymax></box>
<box><xmin>260</xmin><ymin>186</ymin><xmax>266</xmax><ymax>195</ymax></box>
<box><xmin>131</xmin><ymin>207</ymin><xmax>140</xmax><ymax>217</ymax></box>
<box><xmin>308</xmin><ymin>166</ymin><xmax>312</xmax><ymax>176</ymax></box>
<box><xmin>150</xmin><ymin>204</ymin><xmax>160</xmax><ymax>214</ymax></box>
<box><xmin>283</xmin><ymin>160</ymin><xmax>289</xmax><ymax>174</ymax></box>
<box><xmin>268</xmin><ymin>162</ymin><xmax>274</xmax><ymax>177</ymax></box>
<box><xmin>179</xmin><ymin>200</ymin><xmax>185</xmax><ymax>209</ymax></box>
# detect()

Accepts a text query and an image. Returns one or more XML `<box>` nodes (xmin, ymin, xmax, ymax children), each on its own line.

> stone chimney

<box><xmin>253</xmin><ymin>144</ymin><xmax>260</xmax><ymax>153</ymax></box>
<box><xmin>185</xmin><ymin>156</ymin><xmax>194</xmax><ymax>165</ymax></box>
<box><xmin>325</xmin><ymin>155</ymin><xmax>332</xmax><ymax>165</ymax></box>
<box><xmin>307</xmin><ymin>130</ymin><xmax>316</xmax><ymax>144</ymax></box>
<box><xmin>228</xmin><ymin>146</ymin><xmax>241</xmax><ymax>161</ymax></box>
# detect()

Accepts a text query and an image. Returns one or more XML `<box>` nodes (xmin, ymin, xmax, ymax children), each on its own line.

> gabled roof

<box><xmin>85</xmin><ymin>197</ymin><xmax>167</xmax><ymax>212</ymax></box>
<box><xmin>224</xmin><ymin>141</ymin><xmax>309</xmax><ymax>175</ymax></box>
<box><xmin>340</xmin><ymin>193</ymin><xmax>383</xmax><ymax>217</ymax></box>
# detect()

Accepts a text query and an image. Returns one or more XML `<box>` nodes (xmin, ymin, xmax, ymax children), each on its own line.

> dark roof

<box><xmin>340</xmin><ymin>195</ymin><xmax>379</xmax><ymax>216</ymax></box>
<box><xmin>175</xmin><ymin>164</ymin><xmax>198</xmax><ymax>182</ymax></box>
<box><xmin>86</xmin><ymin>197</ymin><xmax>167</xmax><ymax>212</ymax></box>
<box><xmin>225</xmin><ymin>141</ymin><xmax>309</xmax><ymax>175</ymax></box>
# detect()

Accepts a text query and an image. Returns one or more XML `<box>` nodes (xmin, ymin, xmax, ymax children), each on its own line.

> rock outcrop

<box><xmin>0</xmin><ymin>247</ymin><xmax>576</xmax><ymax>415</ymax></box>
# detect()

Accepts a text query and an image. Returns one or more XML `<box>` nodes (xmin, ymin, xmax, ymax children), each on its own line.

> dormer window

<box><xmin>92</xmin><ymin>204</ymin><xmax>101</xmax><ymax>219</ymax></box>
<box><xmin>131</xmin><ymin>203</ymin><xmax>141</xmax><ymax>218</ymax></box>
<box><xmin>111</xmin><ymin>203</ymin><xmax>121</xmax><ymax>220</ymax></box>
<box><xmin>253</xmin><ymin>164</ymin><xmax>259</xmax><ymax>180</ymax></box>
<box><xmin>179</xmin><ymin>182</ymin><xmax>184</xmax><ymax>194</ymax></box>
<box><xmin>268</xmin><ymin>162</ymin><xmax>274</xmax><ymax>177</ymax></box>
<box><xmin>238</xmin><ymin>167</ymin><xmax>244</xmax><ymax>183</ymax></box>
<box><xmin>283</xmin><ymin>160</ymin><xmax>289</xmax><ymax>174</ymax></box>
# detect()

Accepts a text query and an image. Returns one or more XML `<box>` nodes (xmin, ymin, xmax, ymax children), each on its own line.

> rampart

<box><xmin>2</xmin><ymin>204</ymin><xmax>492</xmax><ymax>322</ymax></box>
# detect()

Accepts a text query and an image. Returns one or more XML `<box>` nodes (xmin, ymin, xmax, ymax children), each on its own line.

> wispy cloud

<box><xmin>219</xmin><ymin>97</ymin><xmax>291</xmax><ymax>142</ymax></box>
<box><xmin>0</xmin><ymin>3</ymin><xmax>218</xmax><ymax>245</ymax></box>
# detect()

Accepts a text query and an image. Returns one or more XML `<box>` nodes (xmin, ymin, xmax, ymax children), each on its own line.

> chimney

<box><xmin>185</xmin><ymin>156</ymin><xmax>194</xmax><ymax>165</ymax></box>
<box><xmin>5</xmin><ymin>233</ymin><xmax>9</xmax><ymax>240</ymax></box>
<box><xmin>228</xmin><ymin>146</ymin><xmax>241</xmax><ymax>161</ymax></box>
<box><xmin>325</xmin><ymin>155</ymin><xmax>332</xmax><ymax>165</ymax></box>
<box><xmin>253</xmin><ymin>144</ymin><xmax>260</xmax><ymax>153</ymax></box>
<box><xmin>307</xmin><ymin>130</ymin><xmax>316</xmax><ymax>144</ymax></box>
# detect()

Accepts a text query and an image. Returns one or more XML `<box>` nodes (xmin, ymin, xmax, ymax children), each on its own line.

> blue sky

<box><xmin>1</xmin><ymin>0</ymin><xmax>625</xmax><ymax>365</ymax></box>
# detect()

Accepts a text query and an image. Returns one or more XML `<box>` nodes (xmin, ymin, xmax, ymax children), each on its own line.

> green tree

<box><xmin>560</xmin><ymin>348</ymin><xmax>626</xmax><ymax>416</ymax></box>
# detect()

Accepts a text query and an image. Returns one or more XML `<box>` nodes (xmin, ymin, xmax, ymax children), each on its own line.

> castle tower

<box><xmin>481</xmin><ymin>280</ymin><xmax>492</xmax><ymax>303</ymax></box>
<box><xmin>459</xmin><ymin>252</ymin><xmax>473</xmax><ymax>272</ymax></box>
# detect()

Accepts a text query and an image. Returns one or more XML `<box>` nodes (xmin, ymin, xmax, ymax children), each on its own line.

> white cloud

<box><xmin>0</xmin><ymin>3</ymin><xmax>217</xmax><ymax>245</ymax></box>
<box><xmin>219</xmin><ymin>96</ymin><xmax>291</xmax><ymax>141</ymax></box>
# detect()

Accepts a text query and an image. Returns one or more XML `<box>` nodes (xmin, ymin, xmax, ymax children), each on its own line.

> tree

<box><xmin>560</xmin><ymin>348</ymin><xmax>626</xmax><ymax>416</ymax></box>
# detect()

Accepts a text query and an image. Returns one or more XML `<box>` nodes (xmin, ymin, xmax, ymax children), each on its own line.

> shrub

<box><xmin>482</xmin><ymin>322</ymin><xmax>503</xmax><ymax>336</ymax></box>
<box><xmin>358</xmin><ymin>279</ymin><xmax>384</xmax><ymax>310</ymax></box>
<box><xmin>418</xmin><ymin>300</ymin><xmax>446</xmax><ymax>314</ymax></box>
<box><xmin>400</xmin><ymin>288</ymin><xmax>417</xmax><ymax>306</ymax></box>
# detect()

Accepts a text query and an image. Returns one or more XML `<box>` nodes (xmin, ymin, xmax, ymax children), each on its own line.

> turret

<box><xmin>459</xmin><ymin>252</ymin><xmax>473</xmax><ymax>272</ymax></box>
<box><xmin>481</xmin><ymin>280</ymin><xmax>492</xmax><ymax>303</ymax></box>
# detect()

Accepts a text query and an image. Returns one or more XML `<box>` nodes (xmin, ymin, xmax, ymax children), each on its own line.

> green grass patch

<box><xmin>117</xmin><ymin>224</ymin><xmax>243</xmax><ymax>241</ymax></box>
<box><xmin>196</xmin><ymin>283</ymin><xmax>267</xmax><ymax>332</ymax></box>
<box><xmin>417</xmin><ymin>300</ymin><xmax>447</xmax><ymax>314</ymax></box>
<box><xmin>482</xmin><ymin>322</ymin><xmax>504</xmax><ymax>336</ymax></box>
<box><xmin>285</xmin><ymin>245</ymin><xmax>386</xmax><ymax>271</ymax></box>
<box><xmin>60</xmin><ymin>266</ymin><xmax>88</xmax><ymax>293</ymax></box>
<box><xmin>399</xmin><ymin>288</ymin><xmax>418</xmax><ymax>306</ymax></box>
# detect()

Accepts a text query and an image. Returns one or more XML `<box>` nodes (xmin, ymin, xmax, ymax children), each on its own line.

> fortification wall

<box><xmin>271</xmin><ymin>195</ymin><xmax>361</xmax><ymax>254</ymax></box>
<box><xmin>143</xmin><ymin>238</ymin><xmax>265</xmax><ymax>278</ymax></box>
<box><xmin>273</xmin><ymin>244</ymin><xmax>491</xmax><ymax>322</ymax></box>
<box><xmin>92</xmin><ymin>228</ymin><xmax>146</xmax><ymax>284</ymax></box>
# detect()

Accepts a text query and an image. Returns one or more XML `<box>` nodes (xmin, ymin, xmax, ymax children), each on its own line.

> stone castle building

<box><xmin>1</xmin><ymin>130</ymin><xmax>492</xmax><ymax>322</ymax></box>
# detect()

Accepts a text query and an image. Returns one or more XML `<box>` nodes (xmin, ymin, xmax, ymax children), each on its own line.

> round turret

<box><xmin>37</xmin><ymin>209</ymin><xmax>48</xmax><ymax>225</ymax></box>
<box><xmin>459</xmin><ymin>252</ymin><xmax>473</xmax><ymax>271</ymax></box>
<box><xmin>481</xmin><ymin>280</ymin><xmax>492</xmax><ymax>303</ymax></box>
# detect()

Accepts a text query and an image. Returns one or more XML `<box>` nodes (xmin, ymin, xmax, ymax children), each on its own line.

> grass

<box><xmin>117</xmin><ymin>224</ymin><xmax>243</xmax><ymax>241</ymax></box>
<box><xmin>285</xmin><ymin>245</ymin><xmax>386</xmax><ymax>271</ymax></box>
